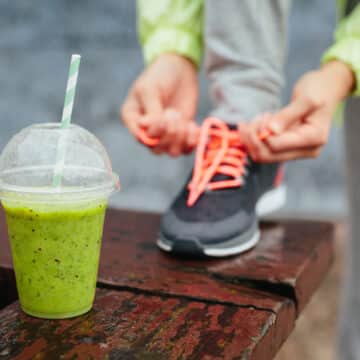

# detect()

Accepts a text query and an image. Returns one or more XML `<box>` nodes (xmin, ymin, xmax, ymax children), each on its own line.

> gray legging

<box><xmin>339</xmin><ymin>97</ymin><xmax>360</xmax><ymax>359</ymax></box>
<box><xmin>204</xmin><ymin>0</ymin><xmax>290</xmax><ymax>123</ymax></box>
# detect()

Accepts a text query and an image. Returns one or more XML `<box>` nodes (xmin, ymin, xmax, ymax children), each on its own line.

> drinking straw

<box><xmin>52</xmin><ymin>54</ymin><xmax>81</xmax><ymax>187</ymax></box>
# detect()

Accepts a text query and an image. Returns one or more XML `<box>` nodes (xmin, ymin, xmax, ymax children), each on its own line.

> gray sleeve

<box><xmin>204</xmin><ymin>0</ymin><xmax>291</xmax><ymax>123</ymax></box>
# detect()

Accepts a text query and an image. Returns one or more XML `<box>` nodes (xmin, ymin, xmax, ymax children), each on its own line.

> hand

<box><xmin>239</xmin><ymin>61</ymin><xmax>355</xmax><ymax>162</ymax></box>
<box><xmin>120</xmin><ymin>53</ymin><xmax>199</xmax><ymax>157</ymax></box>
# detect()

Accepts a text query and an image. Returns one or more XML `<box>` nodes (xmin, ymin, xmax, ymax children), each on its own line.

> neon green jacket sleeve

<box><xmin>323</xmin><ymin>3</ymin><xmax>360</xmax><ymax>96</ymax></box>
<box><xmin>137</xmin><ymin>0</ymin><xmax>203</xmax><ymax>67</ymax></box>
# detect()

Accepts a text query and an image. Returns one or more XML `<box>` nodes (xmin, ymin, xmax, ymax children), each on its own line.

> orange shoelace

<box><xmin>187</xmin><ymin>117</ymin><xmax>248</xmax><ymax>206</ymax></box>
<box><xmin>138</xmin><ymin>118</ymin><xmax>272</xmax><ymax>207</ymax></box>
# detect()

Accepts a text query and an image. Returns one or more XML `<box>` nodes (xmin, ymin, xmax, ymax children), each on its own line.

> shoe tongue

<box><xmin>202</xmin><ymin>123</ymin><xmax>242</xmax><ymax>182</ymax></box>
<box><xmin>205</xmin><ymin>123</ymin><xmax>241</xmax><ymax>183</ymax></box>
<box><xmin>211</xmin><ymin>174</ymin><xmax>232</xmax><ymax>182</ymax></box>
<box><xmin>227</xmin><ymin>124</ymin><xmax>237</xmax><ymax>130</ymax></box>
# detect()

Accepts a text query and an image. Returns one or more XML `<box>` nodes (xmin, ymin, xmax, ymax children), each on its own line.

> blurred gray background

<box><xmin>0</xmin><ymin>0</ymin><xmax>345</xmax><ymax>218</ymax></box>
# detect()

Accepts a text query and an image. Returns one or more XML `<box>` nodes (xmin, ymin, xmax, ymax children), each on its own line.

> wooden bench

<box><xmin>0</xmin><ymin>208</ymin><xmax>334</xmax><ymax>359</ymax></box>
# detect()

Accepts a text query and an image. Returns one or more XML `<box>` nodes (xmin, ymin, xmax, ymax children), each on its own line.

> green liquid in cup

<box><xmin>4</xmin><ymin>201</ymin><xmax>106</xmax><ymax>319</ymax></box>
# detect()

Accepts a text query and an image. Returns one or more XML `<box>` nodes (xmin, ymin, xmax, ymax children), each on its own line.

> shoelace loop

<box><xmin>187</xmin><ymin>117</ymin><xmax>248</xmax><ymax>207</ymax></box>
<box><xmin>137</xmin><ymin>117</ymin><xmax>273</xmax><ymax>207</ymax></box>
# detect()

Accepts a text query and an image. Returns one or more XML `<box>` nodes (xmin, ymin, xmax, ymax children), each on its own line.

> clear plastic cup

<box><xmin>0</xmin><ymin>123</ymin><xmax>119</xmax><ymax>319</ymax></box>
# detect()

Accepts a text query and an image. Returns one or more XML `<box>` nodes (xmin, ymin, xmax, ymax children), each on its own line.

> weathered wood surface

<box><xmin>99</xmin><ymin>209</ymin><xmax>334</xmax><ymax>312</ymax></box>
<box><xmin>0</xmin><ymin>289</ymin><xmax>294</xmax><ymax>360</ymax></box>
<box><xmin>0</xmin><ymin>208</ymin><xmax>334</xmax><ymax>359</ymax></box>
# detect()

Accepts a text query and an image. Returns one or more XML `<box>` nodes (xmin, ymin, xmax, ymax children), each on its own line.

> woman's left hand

<box><xmin>239</xmin><ymin>61</ymin><xmax>355</xmax><ymax>162</ymax></box>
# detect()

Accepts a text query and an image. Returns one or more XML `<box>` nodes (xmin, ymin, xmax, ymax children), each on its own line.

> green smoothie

<box><xmin>4</xmin><ymin>201</ymin><xmax>106</xmax><ymax>319</ymax></box>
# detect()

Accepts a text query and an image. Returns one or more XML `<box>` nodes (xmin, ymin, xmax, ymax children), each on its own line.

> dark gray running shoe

<box><xmin>157</xmin><ymin>118</ymin><xmax>286</xmax><ymax>257</ymax></box>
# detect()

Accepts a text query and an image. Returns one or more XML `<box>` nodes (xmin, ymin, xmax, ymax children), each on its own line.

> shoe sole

<box><xmin>157</xmin><ymin>185</ymin><xmax>287</xmax><ymax>257</ymax></box>
<box><xmin>256</xmin><ymin>185</ymin><xmax>287</xmax><ymax>217</ymax></box>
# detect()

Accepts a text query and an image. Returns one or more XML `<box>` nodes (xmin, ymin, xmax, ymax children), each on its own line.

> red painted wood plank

<box><xmin>99</xmin><ymin>209</ymin><xmax>334</xmax><ymax>312</ymax></box>
<box><xmin>0</xmin><ymin>288</ymin><xmax>295</xmax><ymax>360</ymax></box>
<box><xmin>207</xmin><ymin>221</ymin><xmax>334</xmax><ymax>312</ymax></box>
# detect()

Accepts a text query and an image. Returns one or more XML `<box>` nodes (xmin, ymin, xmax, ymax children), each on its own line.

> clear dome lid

<box><xmin>0</xmin><ymin>123</ymin><xmax>120</xmax><ymax>203</ymax></box>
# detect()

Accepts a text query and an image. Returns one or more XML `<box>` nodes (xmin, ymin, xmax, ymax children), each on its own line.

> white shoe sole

<box><xmin>203</xmin><ymin>230</ymin><xmax>260</xmax><ymax>257</ymax></box>
<box><xmin>157</xmin><ymin>185</ymin><xmax>287</xmax><ymax>257</ymax></box>
<box><xmin>256</xmin><ymin>185</ymin><xmax>287</xmax><ymax>217</ymax></box>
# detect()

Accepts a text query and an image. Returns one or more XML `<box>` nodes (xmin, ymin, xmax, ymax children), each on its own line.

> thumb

<box><xmin>137</xmin><ymin>85</ymin><xmax>164</xmax><ymax>124</ymax></box>
<box><xmin>137</xmin><ymin>86</ymin><xmax>166</xmax><ymax>137</ymax></box>
<box><xmin>268</xmin><ymin>97</ymin><xmax>323</xmax><ymax>135</ymax></box>
<box><xmin>120</xmin><ymin>94</ymin><xmax>142</xmax><ymax>137</ymax></box>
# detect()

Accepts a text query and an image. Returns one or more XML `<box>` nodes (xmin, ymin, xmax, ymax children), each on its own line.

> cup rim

<box><xmin>0</xmin><ymin>171</ymin><xmax>120</xmax><ymax>203</ymax></box>
<box><xmin>0</xmin><ymin>122</ymin><xmax>120</xmax><ymax>203</ymax></box>
<box><xmin>30</xmin><ymin>122</ymin><xmax>77</xmax><ymax>129</ymax></box>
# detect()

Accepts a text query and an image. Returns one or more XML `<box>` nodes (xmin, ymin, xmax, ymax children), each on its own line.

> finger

<box><xmin>150</xmin><ymin>146</ymin><xmax>165</xmax><ymax>155</ymax></box>
<box><xmin>165</xmin><ymin>109</ymin><xmax>186</xmax><ymax>157</ymax></box>
<box><xmin>265</xmin><ymin>110</ymin><xmax>330</xmax><ymax>152</ymax></box>
<box><xmin>185</xmin><ymin>122</ymin><xmax>200</xmax><ymax>152</ymax></box>
<box><xmin>145</xmin><ymin>117</ymin><xmax>168</xmax><ymax>154</ymax></box>
<box><xmin>256</xmin><ymin>146</ymin><xmax>322</xmax><ymax>163</ymax></box>
<box><xmin>146</xmin><ymin>117</ymin><xmax>166</xmax><ymax>138</ymax></box>
<box><xmin>137</xmin><ymin>127</ymin><xmax>162</xmax><ymax>147</ymax></box>
<box><xmin>120</xmin><ymin>94</ymin><xmax>142</xmax><ymax>136</ymax></box>
<box><xmin>258</xmin><ymin>112</ymin><xmax>272</xmax><ymax>131</ymax></box>
<box><xmin>257</xmin><ymin>113</ymin><xmax>274</xmax><ymax>140</ymax></box>
<box><xmin>147</xmin><ymin>108</ymin><xmax>180</xmax><ymax>141</ymax></box>
<box><xmin>240</xmin><ymin>113</ymin><xmax>271</xmax><ymax>142</ymax></box>
<box><xmin>238</xmin><ymin>123</ymin><xmax>258</xmax><ymax>154</ymax></box>
<box><xmin>268</xmin><ymin>97</ymin><xmax>323</xmax><ymax>135</ymax></box>
<box><xmin>169</xmin><ymin>122</ymin><xmax>187</xmax><ymax>157</ymax></box>
<box><xmin>136</xmin><ymin>85</ymin><xmax>165</xmax><ymax>138</ymax></box>
<box><xmin>239</xmin><ymin>122</ymin><xmax>269</xmax><ymax>161</ymax></box>
<box><xmin>136</xmin><ymin>85</ymin><xmax>163</xmax><ymax>119</ymax></box>
<box><xmin>138</xmin><ymin>114</ymin><xmax>151</xmax><ymax>129</ymax></box>
<box><xmin>237</xmin><ymin>123</ymin><xmax>251</xmax><ymax>149</ymax></box>
<box><xmin>169</xmin><ymin>81</ymin><xmax>198</xmax><ymax>122</ymax></box>
<box><xmin>148</xmin><ymin>119</ymin><xmax>173</xmax><ymax>155</ymax></box>
<box><xmin>153</xmin><ymin>109</ymin><xmax>181</xmax><ymax>156</ymax></box>
<box><xmin>136</xmin><ymin>113</ymin><xmax>164</xmax><ymax>147</ymax></box>
<box><xmin>249</xmin><ymin>113</ymin><xmax>269</xmax><ymax>128</ymax></box>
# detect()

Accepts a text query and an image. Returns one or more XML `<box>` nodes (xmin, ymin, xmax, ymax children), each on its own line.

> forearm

<box><xmin>322</xmin><ymin>4</ymin><xmax>360</xmax><ymax>96</ymax></box>
<box><xmin>319</xmin><ymin>61</ymin><xmax>356</xmax><ymax>102</ymax></box>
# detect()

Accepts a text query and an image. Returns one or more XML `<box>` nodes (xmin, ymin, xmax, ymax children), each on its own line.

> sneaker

<box><xmin>158</xmin><ymin>117</ymin><xmax>286</xmax><ymax>257</ymax></box>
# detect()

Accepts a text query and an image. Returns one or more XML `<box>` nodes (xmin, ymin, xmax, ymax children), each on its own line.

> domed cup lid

<box><xmin>0</xmin><ymin>123</ymin><xmax>119</xmax><ymax>203</ymax></box>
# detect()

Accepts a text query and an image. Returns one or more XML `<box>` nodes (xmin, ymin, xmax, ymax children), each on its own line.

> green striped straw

<box><xmin>52</xmin><ymin>54</ymin><xmax>81</xmax><ymax>187</ymax></box>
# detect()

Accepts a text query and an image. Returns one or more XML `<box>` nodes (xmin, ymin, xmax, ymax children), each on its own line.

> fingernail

<box><xmin>258</xmin><ymin>129</ymin><xmax>271</xmax><ymax>140</ymax></box>
<box><xmin>165</xmin><ymin>108</ymin><xmax>181</xmax><ymax>121</ymax></box>
<box><xmin>139</xmin><ymin>116</ymin><xmax>149</xmax><ymax>126</ymax></box>
<box><xmin>269</xmin><ymin>123</ymin><xmax>281</xmax><ymax>135</ymax></box>
<box><xmin>252</xmin><ymin>115</ymin><xmax>262</xmax><ymax>122</ymax></box>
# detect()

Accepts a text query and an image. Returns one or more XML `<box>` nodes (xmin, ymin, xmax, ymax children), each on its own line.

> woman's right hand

<box><xmin>120</xmin><ymin>53</ymin><xmax>199</xmax><ymax>157</ymax></box>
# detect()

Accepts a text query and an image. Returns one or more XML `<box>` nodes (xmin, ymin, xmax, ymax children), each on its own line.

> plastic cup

<box><xmin>0</xmin><ymin>123</ymin><xmax>119</xmax><ymax>319</ymax></box>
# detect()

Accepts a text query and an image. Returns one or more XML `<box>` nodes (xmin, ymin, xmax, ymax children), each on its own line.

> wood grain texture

<box><xmin>0</xmin><ymin>208</ymin><xmax>334</xmax><ymax>359</ymax></box>
<box><xmin>99</xmin><ymin>209</ymin><xmax>334</xmax><ymax>312</ymax></box>
<box><xmin>0</xmin><ymin>288</ymin><xmax>295</xmax><ymax>360</ymax></box>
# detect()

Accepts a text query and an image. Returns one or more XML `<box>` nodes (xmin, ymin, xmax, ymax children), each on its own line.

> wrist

<box><xmin>162</xmin><ymin>52</ymin><xmax>197</xmax><ymax>68</ymax></box>
<box><xmin>320</xmin><ymin>61</ymin><xmax>355</xmax><ymax>101</ymax></box>
<box><xmin>152</xmin><ymin>53</ymin><xmax>198</xmax><ymax>75</ymax></box>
